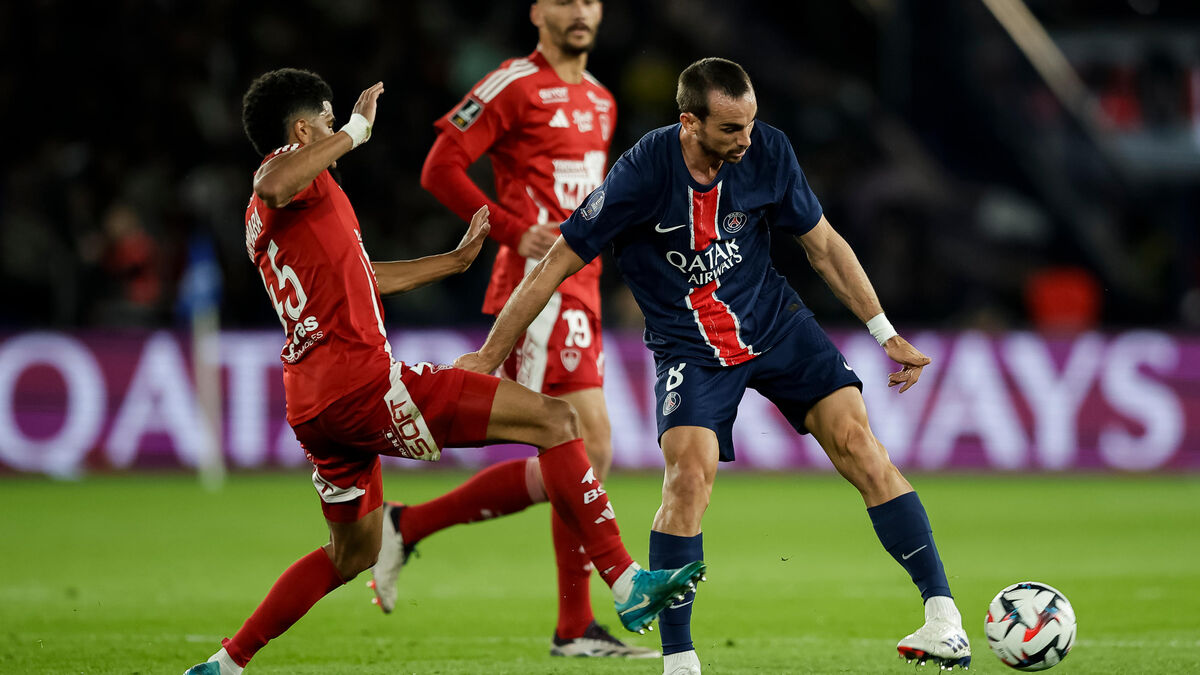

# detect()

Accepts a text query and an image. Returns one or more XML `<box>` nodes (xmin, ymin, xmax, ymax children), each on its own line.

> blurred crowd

<box><xmin>2</xmin><ymin>0</ymin><xmax>1198</xmax><ymax>333</ymax></box>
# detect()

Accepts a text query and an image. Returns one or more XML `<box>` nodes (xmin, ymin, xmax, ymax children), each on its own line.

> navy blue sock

<box><xmin>649</xmin><ymin>530</ymin><xmax>703</xmax><ymax>655</ymax></box>
<box><xmin>867</xmin><ymin>492</ymin><xmax>952</xmax><ymax>601</ymax></box>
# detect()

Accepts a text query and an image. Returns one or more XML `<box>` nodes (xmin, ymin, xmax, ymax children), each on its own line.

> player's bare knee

<box><xmin>664</xmin><ymin>464</ymin><xmax>712</xmax><ymax>511</ymax></box>
<box><xmin>831</xmin><ymin>422</ymin><xmax>876</xmax><ymax>461</ymax></box>
<box><xmin>584</xmin><ymin>435</ymin><xmax>614</xmax><ymax>481</ymax></box>
<box><xmin>538</xmin><ymin>395</ymin><xmax>580</xmax><ymax>446</ymax></box>
<box><xmin>845</xmin><ymin>426</ymin><xmax>896</xmax><ymax>491</ymax></box>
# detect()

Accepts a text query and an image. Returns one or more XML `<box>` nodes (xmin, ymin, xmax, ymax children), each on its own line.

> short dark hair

<box><xmin>676</xmin><ymin>57</ymin><xmax>754</xmax><ymax>120</ymax></box>
<box><xmin>241</xmin><ymin>68</ymin><xmax>333</xmax><ymax>156</ymax></box>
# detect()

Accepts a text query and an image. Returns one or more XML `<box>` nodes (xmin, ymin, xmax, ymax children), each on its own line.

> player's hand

<box><xmin>352</xmin><ymin>82</ymin><xmax>385</xmax><ymax>127</ymax></box>
<box><xmin>883</xmin><ymin>335</ymin><xmax>931</xmax><ymax>394</ymax></box>
<box><xmin>453</xmin><ymin>350</ymin><xmax>500</xmax><ymax>374</ymax></box>
<box><xmin>454</xmin><ymin>206</ymin><xmax>491</xmax><ymax>270</ymax></box>
<box><xmin>517</xmin><ymin>222</ymin><xmax>559</xmax><ymax>259</ymax></box>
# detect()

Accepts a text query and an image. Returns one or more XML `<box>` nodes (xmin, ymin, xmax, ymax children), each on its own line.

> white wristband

<box><xmin>339</xmin><ymin>113</ymin><xmax>372</xmax><ymax>149</ymax></box>
<box><xmin>866</xmin><ymin>312</ymin><xmax>898</xmax><ymax>346</ymax></box>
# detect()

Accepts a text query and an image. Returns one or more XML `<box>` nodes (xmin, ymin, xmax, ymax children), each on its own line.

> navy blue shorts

<box><xmin>653</xmin><ymin>317</ymin><xmax>863</xmax><ymax>462</ymax></box>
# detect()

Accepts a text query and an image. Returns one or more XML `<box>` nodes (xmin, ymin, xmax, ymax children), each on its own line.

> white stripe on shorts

<box><xmin>383</xmin><ymin>361</ymin><xmax>441</xmax><ymax>462</ymax></box>
<box><xmin>514</xmin><ymin>292</ymin><xmax>562</xmax><ymax>394</ymax></box>
<box><xmin>311</xmin><ymin>468</ymin><xmax>366</xmax><ymax>504</ymax></box>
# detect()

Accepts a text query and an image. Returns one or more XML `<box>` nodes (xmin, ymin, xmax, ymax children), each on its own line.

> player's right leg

<box><xmin>650</xmin><ymin>426</ymin><xmax>719</xmax><ymax>675</ymax></box>
<box><xmin>483</xmin><ymin>378</ymin><xmax>707</xmax><ymax>634</ymax></box>
<box><xmin>645</xmin><ymin>355</ymin><xmax>748</xmax><ymax>675</ymax></box>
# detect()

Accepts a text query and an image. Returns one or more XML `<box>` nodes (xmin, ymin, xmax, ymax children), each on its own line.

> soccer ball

<box><xmin>985</xmin><ymin>581</ymin><xmax>1077</xmax><ymax>671</ymax></box>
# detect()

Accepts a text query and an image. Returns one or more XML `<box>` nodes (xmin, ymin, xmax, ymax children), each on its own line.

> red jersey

<box><xmin>245</xmin><ymin>144</ymin><xmax>392</xmax><ymax>425</ymax></box>
<box><xmin>433</xmin><ymin>49</ymin><xmax>616</xmax><ymax>316</ymax></box>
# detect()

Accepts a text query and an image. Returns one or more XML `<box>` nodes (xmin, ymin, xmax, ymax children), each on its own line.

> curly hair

<box><xmin>241</xmin><ymin>68</ymin><xmax>333</xmax><ymax>156</ymax></box>
<box><xmin>676</xmin><ymin>57</ymin><xmax>754</xmax><ymax>121</ymax></box>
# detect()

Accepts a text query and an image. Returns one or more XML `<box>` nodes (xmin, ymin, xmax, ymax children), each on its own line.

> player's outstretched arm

<box><xmin>254</xmin><ymin>82</ymin><xmax>384</xmax><ymax>208</ymax></box>
<box><xmin>372</xmin><ymin>206</ymin><xmax>491</xmax><ymax>296</ymax></box>
<box><xmin>796</xmin><ymin>215</ymin><xmax>931</xmax><ymax>393</ymax></box>
<box><xmin>421</xmin><ymin>134</ymin><xmax>557</xmax><ymax>257</ymax></box>
<box><xmin>454</xmin><ymin>235</ymin><xmax>586</xmax><ymax>373</ymax></box>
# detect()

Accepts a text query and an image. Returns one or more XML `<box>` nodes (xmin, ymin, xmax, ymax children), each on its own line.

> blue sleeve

<box><xmin>560</xmin><ymin>145</ymin><xmax>655</xmax><ymax>263</ymax></box>
<box><xmin>769</xmin><ymin>136</ymin><xmax>823</xmax><ymax>235</ymax></box>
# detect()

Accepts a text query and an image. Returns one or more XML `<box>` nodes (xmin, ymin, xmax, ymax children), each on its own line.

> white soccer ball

<box><xmin>985</xmin><ymin>581</ymin><xmax>1077</xmax><ymax>671</ymax></box>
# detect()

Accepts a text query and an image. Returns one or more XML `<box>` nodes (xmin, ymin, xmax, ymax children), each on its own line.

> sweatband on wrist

<box><xmin>867</xmin><ymin>312</ymin><xmax>899</xmax><ymax>346</ymax></box>
<box><xmin>339</xmin><ymin>113</ymin><xmax>372</xmax><ymax>148</ymax></box>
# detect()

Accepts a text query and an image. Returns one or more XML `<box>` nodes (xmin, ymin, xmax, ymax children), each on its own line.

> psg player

<box><xmin>455</xmin><ymin>57</ymin><xmax>971</xmax><ymax>674</ymax></box>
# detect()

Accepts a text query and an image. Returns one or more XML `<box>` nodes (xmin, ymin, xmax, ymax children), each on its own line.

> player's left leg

<box><xmin>653</xmin><ymin>425</ymin><xmax>721</xmax><ymax>675</ymax></box>
<box><xmin>803</xmin><ymin>387</ymin><xmax>970</xmax><ymax>670</ymax></box>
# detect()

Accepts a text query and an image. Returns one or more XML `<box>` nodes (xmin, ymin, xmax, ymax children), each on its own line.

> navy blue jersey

<box><xmin>561</xmin><ymin>121</ymin><xmax>823</xmax><ymax>366</ymax></box>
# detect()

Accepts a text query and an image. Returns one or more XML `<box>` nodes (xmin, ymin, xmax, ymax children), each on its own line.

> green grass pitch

<box><xmin>1</xmin><ymin>469</ymin><xmax>1198</xmax><ymax>673</ymax></box>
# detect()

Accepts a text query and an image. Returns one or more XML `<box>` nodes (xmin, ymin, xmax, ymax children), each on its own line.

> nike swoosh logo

<box><xmin>654</xmin><ymin>222</ymin><xmax>688</xmax><ymax>233</ymax></box>
<box><xmin>619</xmin><ymin>594</ymin><xmax>652</xmax><ymax>615</ymax></box>
<box><xmin>843</xmin><ymin>361</ymin><xmax>853</xmax><ymax>370</ymax></box>
<box><xmin>901</xmin><ymin>544</ymin><xmax>928</xmax><ymax>560</ymax></box>
<box><xmin>668</xmin><ymin>599</ymin><xmax>693</xmax><ymax>610</ymax></box>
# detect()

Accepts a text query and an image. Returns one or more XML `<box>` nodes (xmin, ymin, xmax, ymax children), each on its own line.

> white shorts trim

<box><xmin>382</xmin><ymin>361</ymin><xmax>441</xmax><ymax>462</ymax></box>
<box><xmin>514</xmin><ymin>292</ymin><xmax>562</xmax><ymax>394</ymax></box>
<box><xmin>311</xmin><ymin>468</ymin><xmax>367</xmax><ymax>504</ymax></box>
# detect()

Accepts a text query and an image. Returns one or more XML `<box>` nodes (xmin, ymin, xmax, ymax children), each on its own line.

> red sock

<box><xmin>222</xmin><ymin>548</ymin><xmax>344</xmax><ymax>667</ymax></box>
<box><xmin>396</xmin><ymin>457</ymin><xmax>541</xmax><ymax>545</ymax></box>
<box><xmin>537</xmin><ymin>439</ymin><xmax>633</xmax><ymax>586</ymax></box>
<box><xmin>552</xmin><ymin>509</ymin><xmax>596</xmax><ymax>638</ymax></box>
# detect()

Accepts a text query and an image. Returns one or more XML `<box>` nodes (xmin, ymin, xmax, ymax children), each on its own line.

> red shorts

<box><xmin>292</xmin><ymin>360</ymin><xmax>500</xmax><ymax>522</ymax></box>
<box><xmin>501</xmin><ymin>294</ymin><xmax>604</xmax><ymax>397</ymax></box>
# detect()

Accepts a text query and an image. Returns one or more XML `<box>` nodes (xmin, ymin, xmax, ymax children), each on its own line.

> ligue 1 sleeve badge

<box><xmin>580</xmin><ymin>188</ymin><xmax>606</xmax><ymax>220</ymax></box>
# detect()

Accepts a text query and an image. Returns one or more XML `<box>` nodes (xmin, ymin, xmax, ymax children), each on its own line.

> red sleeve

<box><xmin>287</xmin><ymin>179</ymin><xmax>320</xmax><ymax>209</ymax></box>
<box><xmin>420</xmin><ymin>132</ymin><xmax>527</xmax><ymax>250</ymax></box>
<box><xmin>259</xmin><ymin>144</ymin><xmax>321</xmax><ymax>209</ymax></box>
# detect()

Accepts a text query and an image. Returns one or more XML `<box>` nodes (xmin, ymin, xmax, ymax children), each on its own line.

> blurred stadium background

<box><xmin>2</xmin><ymin>0</ymin><xmax>1198</xmax><ymax>476</ymax></box>
<box><xmin>2</xmin><ymin>0</ymin><xmax>1200</xmax><ymax>672</ymax></box>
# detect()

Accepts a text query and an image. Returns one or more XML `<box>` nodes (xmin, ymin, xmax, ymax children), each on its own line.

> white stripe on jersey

<box><xmin>691</xmin><ymin>282</ymin><xmax>724</xmax><ymax>362</ymax></box>
<box><xmin>683</xmin><ymin>278</ymin><xmax>754</xmax><ymax>368</ymax></box>
<box><xmin>355</xmin><ymin>249</ymin><xmax>393</xmax><ymax>356</ymax></box>
<box><xmin>582</xmin><ymin>71</ymin><xmax>601</xmax><ymax>86</ymax></box>
<box><xmin>686</xmin><ymin>182</ymin><xmax>724</xmax><ymax>249</ymax></box>
<box><xmin>475</xmin><ymin>59</ymin><xmax>531</xmax><ymax>97</ymax></box>
<box><xmin>716</xmin><ymin>277</ymin><xmax>755</xmax><ymax>356</ymax></box>
<box><xmin>475</xmin><ymin>59</ymin><xmax>539</xmax><ymax>102</ymax></box>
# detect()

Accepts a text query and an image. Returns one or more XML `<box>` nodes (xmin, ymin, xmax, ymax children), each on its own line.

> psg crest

<box><xmin>722</xmin><ymin>211</ymin><xmax>747</xmax><ymax>234</ymax></box>
<box><xmin>662</xmin><ymin>391</ymin><xmax>682</xmax><ymax>416</ymax></box>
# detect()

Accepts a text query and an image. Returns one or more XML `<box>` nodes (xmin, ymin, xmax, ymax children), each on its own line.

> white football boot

<box><xmin>367</xmin><ymin>503</ymin><xmax>412</xmax><ymax>614</ymax></box>
<box><xmin>663</xmin><ymin>649</ymin><xmax>702</xmax><ymax>674</ymax></box>
<box><xmin>896</xmin><ymin>596</ymin><xmax>972</xmax><ymax>670</ymax></box>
